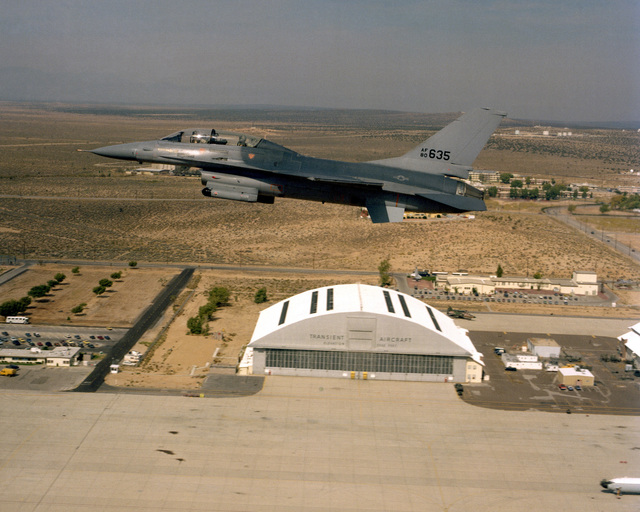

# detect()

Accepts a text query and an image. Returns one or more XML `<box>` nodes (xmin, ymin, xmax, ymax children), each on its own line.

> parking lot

<box><xmin>413</xmin><ymin>288</ymin><xmax>613</xmax><ymax>307</ymax></box>
<box><xmin>0</xmin><ymin>324</ymin><xmax>125</xmax><ymax>354</ymax></box>
<box><xmin>0</xmin><ymin>325</ymin><xmax>128</xmax><ymax>391</ymax></box>
<box><xmin>464</xmin><ymin>331</ymin><xmax>640</xmax><ymax>415</ymax></box>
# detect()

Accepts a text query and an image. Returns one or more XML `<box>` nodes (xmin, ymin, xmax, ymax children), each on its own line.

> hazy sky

<box><xmin>1</xmin><ymin>0</ymin><xmax>638</xmax><ymax>122</ymax></box>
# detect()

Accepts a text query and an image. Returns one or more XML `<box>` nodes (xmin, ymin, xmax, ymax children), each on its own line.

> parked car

<box><xmin>558</xmin><ymin>384</ymin><xmax>568</xmax><ymax>390</ymax></box>
<box><xmin>575</xmin><ymin>385</ymin><xmax>582</xmax><ymax>391</ymax></box>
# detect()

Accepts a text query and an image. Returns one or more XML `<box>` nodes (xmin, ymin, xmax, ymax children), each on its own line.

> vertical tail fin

<box><xmin>370</xmin><ymin>108</ymin><xmax>506</xmax><ymax>178</ymax></box>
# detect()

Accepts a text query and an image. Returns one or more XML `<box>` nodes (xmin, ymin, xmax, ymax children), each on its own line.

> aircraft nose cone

<box><xmin>90</xmin><ymin>142</ymin><xmax>141</xmax><ymax>160</ymax></box>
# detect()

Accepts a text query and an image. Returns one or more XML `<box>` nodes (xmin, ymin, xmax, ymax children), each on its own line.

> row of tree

<box><xmin>0</xmin><ymin>273</ymin><xmax>66</xmax><ymax>318</ymax></box>
<box><xmin>186</xmin><ymin>286</ymin><xmax>269</xmax><ymax>335</ymax></box>
<box><xmin>187</xmin><ymin>286</ymin><xmax>231</xmax><ymax>335</ymax></box>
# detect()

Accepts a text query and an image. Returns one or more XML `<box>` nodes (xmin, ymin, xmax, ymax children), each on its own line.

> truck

<box><xmin>0</xmin><ymin>368</ymin><xmax>17</xmax><ymax>377</ymax></box>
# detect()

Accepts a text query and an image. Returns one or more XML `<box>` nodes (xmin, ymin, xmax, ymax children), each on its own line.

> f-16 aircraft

<box><xmin>90</xmin><ymin>108</ymin><xmax>505</xmax><ymax>223</ymax></box>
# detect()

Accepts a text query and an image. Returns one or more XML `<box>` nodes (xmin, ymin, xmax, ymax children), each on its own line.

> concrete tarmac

<box><xmin>1</xmin><ymin>377</ymin><xmax>638</xmax><ymax>511</ymax></box>
<box><xmin>463</xmin><ymin>312</ymin><xmax>634</xmax><ymax>336</ymax></box>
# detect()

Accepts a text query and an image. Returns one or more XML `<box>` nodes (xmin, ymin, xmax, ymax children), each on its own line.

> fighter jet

<box><xmin>89</xmin><ymin>108</ymin><xmax>505</xmax><ymax>223</ymax></box>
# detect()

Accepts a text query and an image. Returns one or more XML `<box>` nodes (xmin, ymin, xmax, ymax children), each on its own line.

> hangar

<box><xmin>243</xmin><ymin>284</ymin><xmax>484</xmax><ymax>382</ymax></box>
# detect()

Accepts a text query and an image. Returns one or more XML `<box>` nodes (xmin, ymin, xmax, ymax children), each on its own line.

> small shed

<box><xmin>527</xmin><ymin>338</ymin><xmax>561</xmax><ymax>359</ymax></box>
<box><xmin>557</xmin><ymin>367</ymin><xmax>594</xmax><ymax>387</ymax></box>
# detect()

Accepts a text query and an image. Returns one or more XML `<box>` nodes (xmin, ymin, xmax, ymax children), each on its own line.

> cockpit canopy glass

<box><xmin>160</xmin><ymin>129</ymin><xmax>262</xmax><ymax>148</ymax></box>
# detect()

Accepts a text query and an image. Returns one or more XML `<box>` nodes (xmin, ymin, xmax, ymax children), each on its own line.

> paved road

<box><xmin>73</xmin><ymin>267</ymin><xmax>195</xmax><ymax>392</ymax></box>
<box><xmin>13</xmin><ymin>257</ymin><xmax>379</xmax><ymax>277</ymax></box>
<box><xmin>460</xmin><ymin>312</ymin><xmax>633</xmax><ymax>336</ymax></box>
<box><xmin>545</xmin><ymin>204</ymin><xmax>640</xmax><ymax>264</ymax></box>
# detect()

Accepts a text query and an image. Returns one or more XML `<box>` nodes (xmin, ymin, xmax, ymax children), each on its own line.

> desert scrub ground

<box><xmin>1</xmin><ymin>102</ymin><xmax>639</xmax><ymax>283</ymax></box>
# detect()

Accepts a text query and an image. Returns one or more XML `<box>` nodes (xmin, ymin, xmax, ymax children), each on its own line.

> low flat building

<box><xmin>434</xmin><ymin>271</ymin><xmax>599</xmax><ymax>296</ymax></box>
<box><xmin>0</xmin><ymin>347</ymin><xmax>81</xmax><ymax>366</ymax></box>
<box><xmin>46</xmin><ymin>347</ymin><xmax>81</xmax><ymax>367</ymax></box>
<box><xmin>0</xmin><ymin>349</ymin><xmax>47</xmax><ymax>365</ymax></box>
<box><xmin>527</xmin><ymin>338</ymin><xmax>561</xmax><ymax>359</ymax></box>
<box><xmin>501</xmin><ymin>353</ymin><xmax>542</xmax><ymax>370</ymax></box>
<box><xmin>557</xmin><ymin>367</ymin><xmax>594</xmax><ymax>387</ymax></box>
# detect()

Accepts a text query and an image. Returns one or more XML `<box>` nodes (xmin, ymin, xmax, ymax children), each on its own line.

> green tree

<box><xmin>568</xmin><ymin>204</ymin><xmax>576</xmax><ymax>213</ymax></box>
<box><xmin>93</xmin><ymin>285</ymin><xmax>106</xmax><ymax>295</ymax></box>
<box><xmin>98</xmin><ymin>278</ymin><xmax>113</xmax><ymax>288</ymax></box>
<box><xmin>47</xmin><ymin>279</ymin><xmax>57</xmax><ymax>289</ymax></box>
<box><xmin>110</xmin><ymin>271</ymin><xmax>122</xmax><ymax>280</ymax></box>
<box><xmin>187</xmin><ymin>316</ymin><xmax>204</xmax><ymax>335</ymax></box>
<box><xmin>128</xmin><ymin>261</ymin><xmax>137</xmax><ymax>268</ymax></box>
<box><xmin>71</xmin><ymin>266</ymin><xmax>80</xmax><ymax>274</ymax></box>
<box><xmin>579</xmin><ymin>186</ymin><xmax>589</xmax><ymax>199</ymax></box>
<box><xmin>496</xmin><ymin>264</ymin><xmax>504</xmax><ymax>278</ymax></box>
<box><xmin>599</xmin><ymin>203</ymin><xmax>610</xmax><ymax>213</ymax></box>
<box><xmin>533</xmin><ymin>271</ymin><xmax>543</xmax><ymax>279</ymax></box>
<box><xmin>18</xmin><ymin>296</ymin><xmax>31</xmax><ymax>313</ymax></box>
<box><xmin>71</xmin><ymin>303</ymin><xmax>86</xmax><ymax>314</ymax></box>
<box><xmin>378</xmin><ymin>258</ymin><xmax>392</xmax><ymax>287</ymax></box>
<box><xmin>54</xmin><ymin>273</ymin><xmax>66</xmax><ymax>284</ymax></box>
<box><xmin>198</xmin><ymin>303</ymin><xmax>217</xmax><ymax>321</ymax></box>
<box><xmin>500</xmin><ymin>173</ymin><xmax>513</xmax><ymax>184</ymax></box>
<box><xmin>254</xmin><ymin>287</ymin><xmax>268</xmax><ymax>304</ymax></box>
<box><xmin>487</xmin><ymin>186</ymin><xmax>498</xmax><ymax>198</ymax></box>
<box><xmin>510</xmin><ymin>179</ymin><xmax>523</xmax><ymax>188</ymax></box>
<box><xmin>0</xmin><ymin>300</ymin><xmax>21</xmax><ymax>317</ymax></box>
<box><xmin>28</xmin><ymin>284</ymin><xmax>50</xmax><ymax>299</ymax></box>
<box><xmin>209</xmin><ymin>287</ymin><xmax>231</xmax><ymax>307</ymax></box>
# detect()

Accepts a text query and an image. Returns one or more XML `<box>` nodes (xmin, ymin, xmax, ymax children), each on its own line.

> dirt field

<box><xmin>0</xmin><ymin>264</ymin><xmax>179</xmax><ymax>327</ymax></box>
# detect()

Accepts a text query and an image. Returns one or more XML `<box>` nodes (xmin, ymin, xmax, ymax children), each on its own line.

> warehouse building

<box><xmin>618</xmin><ymin>321</ymin><xmax>640</xmax><ymax>369</ymax></box>
<box><xmin>244</xmin><ymin>284</ymin><xmax>484</xmax><ymax>382</ymax></box>
<box><xmin>557</xmin><ymin>367</ymin><xmax>595</xmax><ymax>387</ymax></box>
<box><xmin>527</xmin><ymin>338</ymin><xmax>561</xmax><ymax>359</ymax></box>
<box><xmin>0</xmin><ymin>346</ymin><xmax>81</xmax><ymax>366</ymax></box>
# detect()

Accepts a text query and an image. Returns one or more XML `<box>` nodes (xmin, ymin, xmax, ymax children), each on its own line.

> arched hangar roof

<box><xmin>249</xmin><ymin>283</ymin><xmax>483</xmax><ymax>365</ymax></box>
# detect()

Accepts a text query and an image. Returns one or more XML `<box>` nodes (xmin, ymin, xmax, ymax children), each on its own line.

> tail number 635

<box><xmin>420</xmin><ymin>148</ymin><xmax>450</xmax><ymax>161</ymax></box>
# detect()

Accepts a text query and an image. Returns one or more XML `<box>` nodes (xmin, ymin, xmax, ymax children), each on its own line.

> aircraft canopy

<box><xmin>161</xmin><ymin>129</ymin><xmax>262</xmax><ymax>148</ymax></box>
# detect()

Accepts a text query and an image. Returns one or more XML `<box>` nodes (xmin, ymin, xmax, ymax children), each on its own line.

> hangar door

<box><xmin>347</xmin><ymin>317</ymin><xmax>376</xmax><ymax>350</ymax></box>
